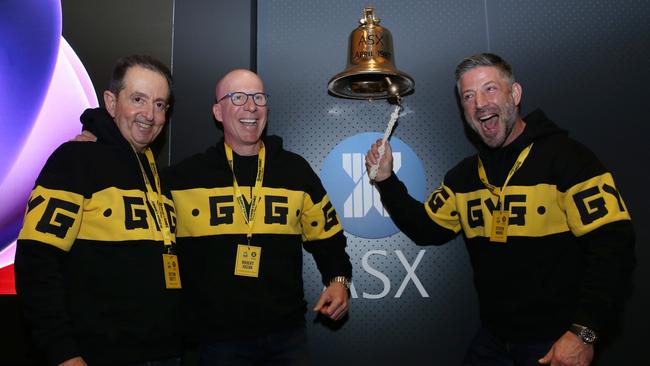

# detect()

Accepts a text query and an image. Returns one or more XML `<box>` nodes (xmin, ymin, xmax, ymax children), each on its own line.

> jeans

<box><xmin>463</xmin><ymin>327</ymin><xmax>555</xmax><ymax>366</ymax></box>
<box><xmin>199</xmin><ymin>326</ymin><xmax>309</xmax><ymax>366</ymax></box>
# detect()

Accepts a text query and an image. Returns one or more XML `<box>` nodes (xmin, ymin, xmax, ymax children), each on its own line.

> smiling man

<box><xmin>458</xmin><ymin>63</ymin><xmax>522</xmax><ymax>149</ymax></box>
<box><xmin>365</xmin><ymin>53</ymin><xmax>635</xmax><ymax>366</ymax></box>
<box><xmin>166</xmin><ymin>69</ymin><xmax>352</xmax><ymax>365</ymax></box>
<box><xmin>16</xmin><ymin>55</ymin><xmax>182</xmax><ymax>366</ymax></box>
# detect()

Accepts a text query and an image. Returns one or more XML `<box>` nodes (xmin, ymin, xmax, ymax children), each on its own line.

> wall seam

<box><xmin>251</xmin><ymin>0</ymin><xmax>258</xmax><ymax>71</ymax></box>
<box><xmin>167</xmin><ymin>0</ymin><xmax>176</xmax><ymax>166</ymax></box>
<box><xmin>483</xmin><ymin>0</ymin><xmax>491</xmax><ymax>51</ymax></box>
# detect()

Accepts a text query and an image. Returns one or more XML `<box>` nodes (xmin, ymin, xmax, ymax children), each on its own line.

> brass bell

<box><xmin>328</xmin><ymin>7</ymin><xmax>414</xmax><ymax>100</ymax></box>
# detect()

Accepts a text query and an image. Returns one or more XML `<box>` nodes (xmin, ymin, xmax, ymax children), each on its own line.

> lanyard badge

<box><xmin>135</xmin><ymin>148</ymin><xmax>181</xmax><ymax>289</ymax></box>
<box><xmin>225</xmin><ymin>143</ymin><xmax>266</xmax><ymax>278</ymax></box>
<box><xmin>478</xmin><ymin>143</ymin><xmax>533</xmax><ymax>243</ymax></box>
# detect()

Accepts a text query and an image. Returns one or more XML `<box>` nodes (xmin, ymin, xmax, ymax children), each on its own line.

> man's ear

<box><xmin>212</xmin><ymin>102</ymin><xmax>223</xmax><ymax>122</ymax></box>
<box><xmin>104</xmin><ymin>90</ymin><xmax>117</xmax><ymax>117</ymax></box>
<box><xmin>511</xmin><ymin>82</ymin><xmax>522</xmax><ymax>106</ymax></box>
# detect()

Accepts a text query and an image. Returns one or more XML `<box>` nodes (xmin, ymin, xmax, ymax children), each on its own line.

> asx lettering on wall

<box><xmin>345</xmin><ymin>249</ymin><xmax>430</xmax><ymax>299</ymax></box>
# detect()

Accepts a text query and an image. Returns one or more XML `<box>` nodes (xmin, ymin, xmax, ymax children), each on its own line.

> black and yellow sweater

<box><xmin>166</xmin><ymin>136</ymin><xmax>352</xmax><ymax>340</ymax></box>
<box><xmin>15</xmin><ymin>108</ymin><xmax>181</xmax><ymax>365</ymax></box>
<box><xmin>377</xmin><ymin>109</ymin><xmax>635</xmax><ymax>341</ymax></box>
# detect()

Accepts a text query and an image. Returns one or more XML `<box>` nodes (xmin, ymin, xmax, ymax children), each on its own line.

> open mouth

<box><xmin>240</xmin><ymin>118</ymin><xmax>257</xmax><ymax>126</ymax></box>
<box><xmin>135</xmin><ymin>120</ymin><xmax>154</xmax><ymax>129</ymax></box>
<box><xmin>478</xmin><ymin>113</ymin><xmax>499</xmax><ymax>131</ymax></box>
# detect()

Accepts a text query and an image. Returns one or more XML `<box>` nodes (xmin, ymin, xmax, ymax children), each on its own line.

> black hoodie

<box><xmin>165</xmin><ymin>135</ymin><xmax>352</xmax><ymax>341</ymax></box>
<box><xmin>376</xmin><ymin>109</ymin><xmax>635</xmax><ymax>341</ymax></box>
<box><xmin>16</xmin><ymin>107</ymin><xmax>181</xmax><ymax>365</ymax></box>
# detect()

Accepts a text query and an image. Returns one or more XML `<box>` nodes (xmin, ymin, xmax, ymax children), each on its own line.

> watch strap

<box><xmin>329</xmin><ymin>276</ymin><xmax>351</xmax><ymax>289</ymax></box>
<box><xmin>569</xmin><ymin>323</ymin><xmax>598</xmax><ymax>344</ymax></box>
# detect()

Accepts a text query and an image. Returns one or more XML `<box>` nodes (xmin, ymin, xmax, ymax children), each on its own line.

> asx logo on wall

<box><xmin>321</xmin><ymin>132</ymin><xmax>427</xmax><ymax>239</ymax></box>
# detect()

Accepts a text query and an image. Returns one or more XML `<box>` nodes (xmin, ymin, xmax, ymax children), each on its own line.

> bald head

<box><xmin>212</xmin><ymin>69</ymin><xmax>268</xmax><ymax>156</ymax></box>
<box><xmin>216</xmin><ymin>69</ymin><xmax>264</xmax><ymax>100</ymax></box>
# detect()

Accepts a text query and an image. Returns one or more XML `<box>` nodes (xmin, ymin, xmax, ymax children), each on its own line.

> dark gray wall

<box><xmin>61</xmin><ymin>0</ymin><xmax>173</xmax><ymax>102</ymax></box>
<box><xmin>257</xmin><ymin>0</ymin><xmax>649</xmax><ymax>365</ymax></box>
<box><xmin>167</xmin><ymin>1</ymin><xmax>255</xmax><ymax>164</ymax></box>
<box><xmin>61</xmin><ymin>0</ymin><xmax>174</xmax><ymax>166</ymax></box>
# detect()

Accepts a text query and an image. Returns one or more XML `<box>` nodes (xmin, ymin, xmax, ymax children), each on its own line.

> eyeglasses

<box><xmin>216</xmin><ymin>92</ymin><xmax>269</xmax><ymax>106</ymax></box>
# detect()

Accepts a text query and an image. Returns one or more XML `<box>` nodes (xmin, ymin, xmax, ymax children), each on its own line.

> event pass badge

<box><xmin>235</xmin><ymin>244</ymin><xmax>262</xmax><ymax>277</ymax></box>
<box><xmin>490</xmin><ymin>210</ymin><xmax>509</xmax><ymax>243</ymax></box>
<box><xmin>163</xmin><ymin>254</ymin><xmax>182</xmax><ymax>289</ymax></box>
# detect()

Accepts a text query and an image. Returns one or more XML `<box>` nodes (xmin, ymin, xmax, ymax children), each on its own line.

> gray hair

<box><xmin>455</xmin><ymin>53</ymin><xmax>515</xmax><ymax>94</ymax></box>
<box><xmin>108</xmin><ymin>54</ymin><xmax>173</xmax><ymax>103</ymax></box>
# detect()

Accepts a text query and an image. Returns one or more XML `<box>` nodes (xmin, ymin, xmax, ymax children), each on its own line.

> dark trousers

<box><xmin>463</xmin><ymin>327</ymin><xmax>555</xmax><ymax>366</ymax></box>
<box><xmin>199</xmin><ymin>326</ymin><xmax>309</xmax><ymax>366</ymax></box>
<box><xmin>126</xmin><ymin>356</ymin><xmax>182</xmax><ymax>366</ymax></box>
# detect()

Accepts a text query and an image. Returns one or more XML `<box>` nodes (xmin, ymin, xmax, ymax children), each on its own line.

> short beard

<box><xmin>500</xmin><ymin>99</ymin><xmax>519</xmax><ymax>146</ymax></box>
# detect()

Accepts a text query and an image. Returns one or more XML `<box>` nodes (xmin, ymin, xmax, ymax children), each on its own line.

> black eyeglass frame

<box><xmin>215</xmin><ymin>92</ymin><xmax>269</xmax><ymax>106</ymax></box>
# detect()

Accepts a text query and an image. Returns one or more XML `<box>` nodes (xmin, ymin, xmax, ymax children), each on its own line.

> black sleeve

<box><xmin>375</xmin><ymin>173</ymin><xmax>457</xmax><ymax>245</ymax></box>
<box><xmin>303</xmin><ymin>231</ymin><xmax>352</xmax><ymax>286</ymax></box>
<box><xmin>15</xmin><ymin>241</ymin><xmax>80</xmax><ymax>365</ymax></box>
<box><xmin>14</xmin><ymin>144</ymin><xmax>86</xmax><ymax>365</ymax></box>
<box><xmin>574</xmin><ymin>220</ymin><xmax>636</xmax><ymax>333</ymax></box>
<box><xmin>551</xmin><ymin>138</ymin><xmax>637</xmax><ymax>334</ymax></box>
<box><xmin>298</xmin><ymin>155</ymin><xmax>352</xmax><ymax>285</ymax></box>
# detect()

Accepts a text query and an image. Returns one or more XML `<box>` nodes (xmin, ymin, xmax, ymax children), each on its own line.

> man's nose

<box><xmin>475</xmin><ymin>91</ymin><xmax>488</xmax><ymax>108</ymax></box>
<box><xmin>243</xmin><ymin>96</ymin><xmax>257</xmax><ymax>111</ymax></box>
<box><xmin>143</xmin><ymin>102</ymin><xmax>155</xmax><ymax>120</ymax></box>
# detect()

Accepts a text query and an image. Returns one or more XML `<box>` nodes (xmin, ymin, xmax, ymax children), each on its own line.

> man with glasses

<box><xmin>166</xmin><ymin>69</ymin><xmax>352</xmax><ymax>365</ymax></box>
<box><xmin>16</xmin><ymin>55</ymin><xmax>182</xmax><ymax>366</ymax></box>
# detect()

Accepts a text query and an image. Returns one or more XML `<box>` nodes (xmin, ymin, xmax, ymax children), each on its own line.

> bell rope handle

<box><xmin>369</xmin><ymin>102</ymin><xmax>402</xmax><ymax>181</ymax></box>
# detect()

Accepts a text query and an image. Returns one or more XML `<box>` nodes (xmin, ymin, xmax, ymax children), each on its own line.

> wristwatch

<box><xmin>329</xmin><ymin>276</ymin><xmax>351</xmax><ymax>289</ymax></box>
<box><xmin>569</xmin><ymin>323</ymin><xmax>598</xmax><ymax>344</ymax></box>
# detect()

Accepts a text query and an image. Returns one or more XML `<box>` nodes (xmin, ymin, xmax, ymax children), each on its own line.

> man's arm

<box><xmin>541</xmin><ymin>141</ymin><xmax>635</xmax><ymax>365</ymax></box>
<box><xmin>306</xmin><ymin>232</ymin><xmax>351</xmax><ymax>321</ymax></box>
<box><xmin>540</xmin><ymin>219</ymin><xmax>635</xmax><ymax>366</ymax></box>
<box><xmin>15</xmin><ymin>242</ymin><xmax>85</xmax><ymax>365</ymax></box>
<box><xmin>15</xmin><ymin>144</ymin><xmax>86</xmax><ymax>365</ymax></box>
<box><xmin>366</xmin><ymin>140</ymin><xmax>458</xmax><ymax>245</ymax></box>
<box><xmin>299</xmin><ymin>158</ymin><xmax>352</xmax><ymax>321</ymax></box>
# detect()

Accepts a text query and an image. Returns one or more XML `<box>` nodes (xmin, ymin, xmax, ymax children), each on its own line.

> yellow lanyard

<box><xmin>224</xmin><ymin>143</ymin><xmax>266</xmax><ymax>245</ymax></box>
<box><xmin>477</xmin><ymin>143</ymin><xmax>533</xmax><ymax>210</ymax></box>
<box><xmin>134</xmin><ymin>148</ymin><xmax>173</xmax><ymax>247</ymax></box>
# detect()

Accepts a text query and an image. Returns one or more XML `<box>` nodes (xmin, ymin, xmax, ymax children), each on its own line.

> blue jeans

<box><xmin>463</xmin><ymin>327</ymin><xmax>555</xmax><ymax>366</ymax></box>
<box><xmin>199</xmin><ymin>326</ymin><xmax>309</xmax><ymax>366</ymax></box>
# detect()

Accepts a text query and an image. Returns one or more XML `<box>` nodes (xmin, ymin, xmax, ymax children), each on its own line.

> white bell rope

<box><xmin>368</xmin><ymin>102</ymin><xmax>402</xmax><ymax>181</ymax></box>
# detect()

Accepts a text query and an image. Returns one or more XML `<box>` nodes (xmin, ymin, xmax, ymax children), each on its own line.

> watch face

<box><xmin>581</xmin><ymin>328</ymin><xmax>597</xmax><ymax>343</ymax></box>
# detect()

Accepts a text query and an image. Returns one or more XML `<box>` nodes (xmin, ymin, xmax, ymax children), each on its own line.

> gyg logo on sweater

<box><xmin>321</xmin><ymin>133</ymin><xmax>426</xmax><ymax>239</ymax></box>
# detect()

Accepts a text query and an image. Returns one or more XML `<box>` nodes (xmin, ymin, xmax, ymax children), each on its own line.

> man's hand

<box><xmin>365</xmin><ymin>139</ymin><xmax>393</xmax><ymax>182</ymax></box>
<box><xmin>313</xmin><ymin>282</ymin><xmax>349</xmax><ymax>321</ymax></box>
<box><xmin>538</xmin><ymin>331</ymin><xmax>594</xmax><ymax>366</ymax></box>
<box><xmin>71</xmin><ymin>130</ymin><xmax>97</xmax><ymax>142</ymax></box>
<box><xmin>58</xmin><ymin>356</ymin><xmax>87</xmax><ymax>366</ymax></box>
